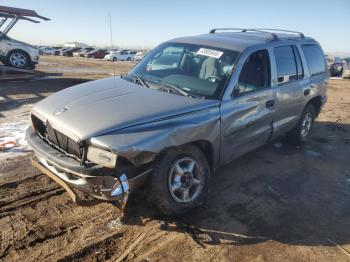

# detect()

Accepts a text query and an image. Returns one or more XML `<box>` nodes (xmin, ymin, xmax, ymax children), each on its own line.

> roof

<box><xmin>169</xmin><ymin>31</ymin><xmax>315</xmax><ymax>53</ymax></box>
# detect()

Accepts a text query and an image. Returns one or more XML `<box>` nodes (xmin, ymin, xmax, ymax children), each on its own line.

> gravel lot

<box><xmin>0</xmin><ymin>56</ymin><xmax>350</xmax><ymax>261</ymax></box>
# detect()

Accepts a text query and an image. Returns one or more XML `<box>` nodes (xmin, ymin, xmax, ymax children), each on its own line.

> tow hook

<box><xmin>111</xmin><ymin>174</ymin><xmax>129</xmax><ymax>211</ymax></box>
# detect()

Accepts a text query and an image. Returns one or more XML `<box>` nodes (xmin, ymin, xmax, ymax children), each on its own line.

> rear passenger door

<box><xmin>220</xmin><ymin>49</ymin><xmax>274</xmax><ymax>164</ymax></box>
<box><xmin>271</xmin><ymin>45</ymin><xmax>305</xmax><ymax>138</ymax></box>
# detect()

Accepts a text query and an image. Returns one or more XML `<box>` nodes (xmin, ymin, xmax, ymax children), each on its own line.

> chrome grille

<box><xmin>31</xmin><ymin>114</ymin><xmax>82</xmax><ymax>159</ymax></box>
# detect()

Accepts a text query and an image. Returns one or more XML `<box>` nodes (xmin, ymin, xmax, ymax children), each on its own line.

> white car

<box><xmin>0</xmin><ymin>6</ymin><xmax>49</xmax><ymax>69</ymax></box>
<box><xmin>105</xmin><ymin>50</ymin><xmax>136</xmax><ymax>61</ymax></box>
<box><xmin>134</xmin><ymin>51</ymin><xmax>147</xmax><ymax>61</ymax></box>
<box><xmin>0</xmin><ymin>35</ymin><xmax>39</xmax><ymax>69</ymax></box>
<box><xmin>39</xmin><ymin>47</ymin><xmax>56</xmax><ymax>55</ymax></box>
<box><xmin>343</xmin><ymin>60</ymin><xmax>350</xmax><ymax>78</ymax></box>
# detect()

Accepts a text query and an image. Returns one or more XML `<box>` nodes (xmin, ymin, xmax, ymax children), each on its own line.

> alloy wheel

<box><xmin>10</xmin><ymin>52</ymin><xmax>27</xmax><ymax>68</ymax></box>
<box><xmin>168</xmin><ymin>157</ymin><xmax>203</xmax><ymax>203</ymax></box>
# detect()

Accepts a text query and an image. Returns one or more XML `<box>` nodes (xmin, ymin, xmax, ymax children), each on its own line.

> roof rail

<box><xmin>209</xmin><ymin>28</ymin><xmax>305</xmax><ymax>40</ymax></box>
<box><xmin>253</xmin><ymin>28</ymin><xmax>305</xmax><ymax>38</ymax></box>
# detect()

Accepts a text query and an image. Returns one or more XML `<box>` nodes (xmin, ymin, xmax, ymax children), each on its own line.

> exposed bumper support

<box><xmin>26</xmin><ymin>128</ymin><xmax>151</xmax><ymax>208</ymax></box>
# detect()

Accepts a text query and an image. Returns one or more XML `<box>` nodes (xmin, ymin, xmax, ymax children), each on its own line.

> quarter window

<box><xmin>302</xmin><ymin>44</ymin><xmax>326</xmax><ymax>76</ymax></box>
<box><xmin>274</xmin><ymin>46</ymin><xmax>297</xmax><ymax>84</ymax></box>
<box><xmin>235</xmin><ymin>49</ymin><xmax>271</xmax><ymax>95</ymax></box>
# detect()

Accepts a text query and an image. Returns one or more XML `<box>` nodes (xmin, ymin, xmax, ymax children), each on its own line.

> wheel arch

<box><xmin>306</xmin><ymin>95</ymin><xmax>322</xmax><ymax>117</ymax></box>
<box><xmin>158</xmin><ymin>140</ymin><xmax>215</xmax><ymax>171</ymax></box>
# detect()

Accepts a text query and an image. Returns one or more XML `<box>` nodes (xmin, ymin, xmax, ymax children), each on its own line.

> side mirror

<box><xmin>232</xmin><ymin>85</ymin><xmax>240</xmax><ymax>97</ymax></box>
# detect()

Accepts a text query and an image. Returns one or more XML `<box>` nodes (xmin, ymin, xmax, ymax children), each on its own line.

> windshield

<box><xmin>128</xmin><ymin>42</ymin><xmax>239</xmax><ymax>98</ymax></box>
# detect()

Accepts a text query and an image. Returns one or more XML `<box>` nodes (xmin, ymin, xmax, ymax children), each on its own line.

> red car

<box><xmin>86</xmin><ymin>49</ymin><xmax>109</xmax><ymax>59</ymax></box>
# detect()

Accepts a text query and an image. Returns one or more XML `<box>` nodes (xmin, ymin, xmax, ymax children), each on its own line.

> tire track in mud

<box><xmin>0</xmin><ymin>171</ymin><xmax>65</xmax><ymax>218</ymax></box>
<box><xmin>0</xmin><ymin>154</ymin><xmax>126</xmax><ymax>262</ymax></box>
<box><xmin>0</xmin><ymin>196</ymin><xmax>122</xmax><ymax>261</ymax></box>
<box><xmin>0</xmin><ymin>187</ymin><xmax>65</xmax><ymax>217</ymax></box>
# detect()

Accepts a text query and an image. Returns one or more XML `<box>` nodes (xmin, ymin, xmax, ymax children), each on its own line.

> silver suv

<box><xmin>27</xmin><ymin>28</ymin><xmax>328</xmax><ymax>215</ymax></box>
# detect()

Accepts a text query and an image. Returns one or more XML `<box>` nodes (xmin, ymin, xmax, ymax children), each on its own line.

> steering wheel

<box><xmin>206</xmin><ymin>75</ymin><xmax>221</xmax><ymax>83</ymax></box>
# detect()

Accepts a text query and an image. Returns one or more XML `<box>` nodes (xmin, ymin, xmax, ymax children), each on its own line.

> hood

<box><xmin>32</xmin><ymin>77</ymin><xmax>219</xmax><ymax>141</ymax></box>
<box><xmin>5</xmin><ymin>35</ymin><xmax>36</xmax><ymax>49</ymax></box>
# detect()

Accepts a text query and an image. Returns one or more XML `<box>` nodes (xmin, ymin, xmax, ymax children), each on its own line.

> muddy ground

<box><xmin>0</xmin><ymin>56</ymin><xmax>350</xmax><ymax>261</ymax></box>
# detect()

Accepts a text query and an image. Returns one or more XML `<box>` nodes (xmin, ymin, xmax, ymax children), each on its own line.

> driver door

<box><xmin>220</xmin><ymin>49</ymin><xmax>274</xmax><ymax>164</ymax></box>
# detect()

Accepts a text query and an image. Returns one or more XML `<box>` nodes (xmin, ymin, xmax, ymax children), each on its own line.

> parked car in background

<box><xmin>134</xmin><ymin>51</ymin><xmax>147</xmax><ymax>61</ymax></box>
<box><xmin>105</xmin><ymin>50</ymin><xmax>136</xmax><ymax>61</ymax></box>
<box><xmin>0</xmin><ymin>35</ymin><xmax>39</xmax><ymax>69</ymax></box>
<box><xmin>27</xmin><ymin>28</ymin><xmax>328</xmax><ymax>215</ymax></box>
<box><xmin>0</xmin><ymin>6</ymin><xmax>49</xmax><ymax>69</ymax></box>
<box><xmin>63</xmin><ymin>47</ymin><xmax>82</xmax><ymax>57</ymax></box>
<box><xmin>87</xmin><ymin>49</ymin><xmax>109</xmax><ymax>59</ymax></box>
<box><xmin>39</xmin><ymin>46</ymin><xmax>56</xmax><ymax>55</ymax></box>
<box><xmin>53</xmin><ymin>47</ymin><xmax>64</xmax><ymax>56</ymax></box>
<box><xmin>73</xmin><ymin>47</ymin><xmax>94</xmax><ymax>57</ymax></box>
<box><xmin>343</xmin><ymin>58</ymin><xmax>350</xmax><ymax>78</ymax></box>
<box><xmin>330</xmin><ymin>57</ymin><xmax>344</xmax><ymax>77</ymax></box>
<box><xmin>59</xmin><ymin>48</ymin><xmax>71</xmax><ymax>56</ymax></box>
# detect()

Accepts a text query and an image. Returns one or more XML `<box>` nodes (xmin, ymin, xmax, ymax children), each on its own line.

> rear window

<box><xmin>302</xmin><ymin>44</ymin><xmax>326</xmax><ymax>76</ymax></box>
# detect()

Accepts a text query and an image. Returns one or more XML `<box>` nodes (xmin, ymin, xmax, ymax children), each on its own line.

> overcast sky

<box><xmin>1</xmin><ymin>0</ymin><xmax>349</xmax><ymax>52</ymax></box>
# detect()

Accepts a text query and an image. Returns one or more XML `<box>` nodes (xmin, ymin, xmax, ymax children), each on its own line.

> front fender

<box><xmin>89</xmin><ymin>107</ymin><xmax>221</xmax><ymax>167</ymax></box>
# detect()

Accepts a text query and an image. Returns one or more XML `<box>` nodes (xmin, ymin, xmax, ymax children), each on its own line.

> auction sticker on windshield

<box><xmin>197</xmin><ymin>48</ymin><xmax>223</xmax><ymax>58</ymax></box>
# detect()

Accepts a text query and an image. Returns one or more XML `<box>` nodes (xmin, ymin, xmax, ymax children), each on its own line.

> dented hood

<box><xmin>32</xmin><ymin>77</ymin><xmax>219</xmax><ymax>141</ymax></box>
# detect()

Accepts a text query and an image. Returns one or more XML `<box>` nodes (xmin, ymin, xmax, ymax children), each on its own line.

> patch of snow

<box><xmin>0</xmin><ymin>120</ymin><xmax>32</xmax><ymax>161</ymax></box>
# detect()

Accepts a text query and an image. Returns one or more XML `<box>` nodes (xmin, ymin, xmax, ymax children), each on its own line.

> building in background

<box><xmin>63</xmin><ymin>42</ymin><xmax>88</xmax><ymax>48</ymax></box>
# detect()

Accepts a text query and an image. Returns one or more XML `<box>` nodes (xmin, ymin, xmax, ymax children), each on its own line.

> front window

<box><xmin>127</xmin><ymin>43</ymin><xmax>239</xmax><ymax>98</ymax></box>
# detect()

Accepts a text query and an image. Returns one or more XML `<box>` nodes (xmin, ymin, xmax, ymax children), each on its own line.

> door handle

<box><xmin>266</xmin><ymin>100</ymin><xmax>275</xmax><ymax>109</ymax></box>
<box><xmin>304</xmin><ymin>89</ymin><xmax>310</xmax><ymax>96</ymax></box>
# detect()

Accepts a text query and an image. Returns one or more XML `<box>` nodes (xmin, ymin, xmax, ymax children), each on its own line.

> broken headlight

<box><xmin>87</xmin><ymin>147</ymin><xmax>117</xmax><ymax>168</ymax></box>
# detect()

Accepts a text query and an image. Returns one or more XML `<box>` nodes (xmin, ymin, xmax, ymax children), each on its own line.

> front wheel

<box><xmin>112</xmin><ymin>57</ymin><xmax>117</xmax><ymax>61</ymax></box>
<box><xmin>6</xmin><ymin>50</ymin><xmax>30</xmax><ymax>69</ymax></box>
<box><xmin>127</xmin><ymin>57</ymin><xmax>131</xmax><ymax>61</ymax></box>
<box><xmin>148</xmin><ymin>145</ymin><xmax>210</xmax><ymax>215</ymax></box>
<box><xmin>286</xmin><ymin>104</ymin><xmax>316</xmax><ymax>145</ymax></box>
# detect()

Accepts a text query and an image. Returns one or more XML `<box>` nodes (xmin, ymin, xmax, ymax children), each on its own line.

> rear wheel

<box><xmin>148</xmin><ymin>145</ymin><xmax>210</xmax><ymax>215</ymax></box>
<box><xmin>6</xmin><ymin>50</ymin><xmax>30</xmax><ymax>69</ymax></box>
<box><xmin>112</xmin><ymin>57</ymin><xmax>117</xmax><ymax>61</ymax></box>
<box><xmin>127</xmin><ymin>57</ymin><xmax>131</xmax><ymax>61</ymax></box>
<box><xmin>286</xmin><ymin>104</ymin><xmax>316</xmax><ymax>145</ymax></box>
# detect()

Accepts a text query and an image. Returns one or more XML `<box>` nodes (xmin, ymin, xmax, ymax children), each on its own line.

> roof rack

<box><xmin>0</xmin><ymin>6</ymin><xmax>49</xmax><ymax>40</ymax></box>
<box><xmin>209</xmin><ymin>28</ymin><xmax>305</xmax><ymax>40</ymax></box>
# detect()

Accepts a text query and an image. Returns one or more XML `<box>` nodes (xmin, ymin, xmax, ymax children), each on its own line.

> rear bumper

<box><xmin>26</xmin><ymin>128</ymin><xmax>151</xmax><ymax>205</ymax></box>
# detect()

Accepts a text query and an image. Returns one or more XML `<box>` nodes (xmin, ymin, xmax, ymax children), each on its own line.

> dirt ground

<box><xmin>1</xmin><ymin>56</ymin><xmax>350</xmax><ymax>261</ymax></box>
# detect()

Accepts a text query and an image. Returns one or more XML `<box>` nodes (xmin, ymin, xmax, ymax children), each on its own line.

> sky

<box><xmin>1</xmin><ymin>0</ymin><xmax>349</xmax><ymax>52</ymax></box>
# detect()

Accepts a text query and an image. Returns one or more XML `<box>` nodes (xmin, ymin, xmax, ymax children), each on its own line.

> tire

<box><xmin>286</xmin><ymin>104</ymin><xmax>316</xmax><ymax>145</ymax></box>
<box><xmin>148</xmin><ymin>145</ymin><xmax>210</xmax><ymax>216</ymax></box>
<box><xmin>127</xmin><ymin>57</ymin><xmax>131</xmax><ymax>61</ymax></box>
<box><xmin>112</xmin><ymin>57</ymin><xmax>117</xmax><ymax>61</ymax></box>
<box><xmin>6</xmin><ymin>50</ymin><xmax>30</xmax><ymax>69</ymax></box>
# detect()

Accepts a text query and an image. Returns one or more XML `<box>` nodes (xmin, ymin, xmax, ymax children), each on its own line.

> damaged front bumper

<box><xmin>26</xmin><ymin>129</ymin><xmax>151</xmax><ymax>207</ymax></box>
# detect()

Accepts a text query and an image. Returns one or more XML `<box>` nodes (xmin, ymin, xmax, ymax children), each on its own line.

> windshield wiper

<box><xmin>133</xmin><ymin>74</ymin><xmax>149</xmax><ymax>88</ymax></box>
<box><xmin>162</xmin><ymin>83</ymin><xmax>192</xmax><ymax>97</ymax></box>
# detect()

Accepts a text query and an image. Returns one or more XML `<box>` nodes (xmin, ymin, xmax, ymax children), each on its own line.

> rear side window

<box><xmin>302</xmin><ymin>44</ymin><xmax>326</xmax><ymax>76</ymax></box>
<box><xmin>274</xmin><ymin>46</ymin><xmax>297</xmax><ymax>84</ymax></box>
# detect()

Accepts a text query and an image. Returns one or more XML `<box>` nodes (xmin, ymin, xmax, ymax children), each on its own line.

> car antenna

<box><xmin>109</xmin><ymin>12</ymin><xmax>116</xmax><ymax>79</ymax></box>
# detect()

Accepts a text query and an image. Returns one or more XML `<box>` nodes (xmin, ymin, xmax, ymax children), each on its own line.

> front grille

<box><xmin>31</xmin><ymin>114</ymin><xmax>83</xmax><ymax>159</ymax></box>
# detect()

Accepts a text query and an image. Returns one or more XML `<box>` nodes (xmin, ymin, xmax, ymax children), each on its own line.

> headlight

<box><xmin>87</xmin><ymin>147</ymin><xmax>117</xmax><ymax>168</ymax></box>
